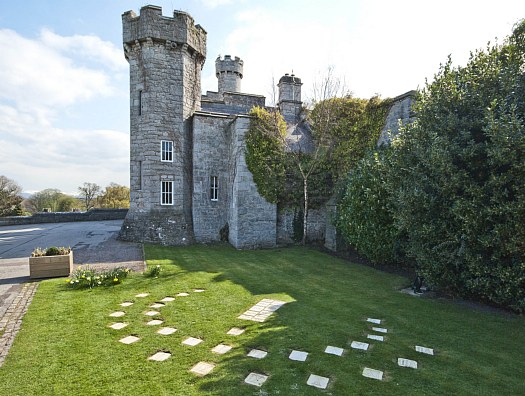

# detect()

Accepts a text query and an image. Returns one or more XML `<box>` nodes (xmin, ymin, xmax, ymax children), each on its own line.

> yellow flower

<box><xmin>113</xmin><ymin>278</ymin><xmax>119</xmax><ymax>282</ymax></box>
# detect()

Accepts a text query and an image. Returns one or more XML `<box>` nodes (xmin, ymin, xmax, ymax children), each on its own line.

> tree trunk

<box><xmin>302</xmin><ymin>177</ymin><xmax>308</xmax><ymax>245</ymax></box>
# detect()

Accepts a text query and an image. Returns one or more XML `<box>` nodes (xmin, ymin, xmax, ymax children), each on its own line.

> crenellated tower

<box><xmin>215</xmin><ymin>55</ymin><xmax>243</xmax><ymax>94</ymax></box>
<box><xmin>119</xmin><ymin>5</ymin><xmax>206</xmax><ymax>245</ymax></box>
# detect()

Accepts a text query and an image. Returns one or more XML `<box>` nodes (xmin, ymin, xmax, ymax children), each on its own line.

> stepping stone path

<box><xmin>362</xmin><ymin>367</ymin><xmax>383</xmax><ymax>381</ymax></box>
<box><xmin>324</xmin><ymin>346</ymin><xmax>344</xmax><ymax>356</ymax></box>
<box><xmin>109</xmin><ymin>322</ymin><xmax>128</xmax><ymax>330</ymax></box>
<box><xmin>109</xmin><ymin>295</ymin><xmax>437</xmax><ymax>391</ymax></box>
<box><xmin>190</xmin><ymin>361</ymin><xmax>215</xmax><ymax>376</ymax></box>
<box><xmin>307</xmin><ymin>374</ymin><xmax>330</xmax><ymax>389</ymax></box>
<box><xmin>244</xmin><ymin>372</ymin><xmax>268</xmax><ymax>387</ymax></box>
<box><xmin>157</xmin><ymin>327</ymin><xmax>177</xmax><ymax>335</ymax></box>
<box><xmin>182</xmin><ymin>337</ymin><xmax>203</xmax><ymax>346</ymax></box>
<box><xmin>351</xmin><ymin>341</ymin><xmax>369</xmax><ymax>351</ymax></box>
<box><xmin>289</xmin><ymin>350</ymin><xmax>308</xmax><ymax>361</ymax></box>
<box><xmin>160</xmin><ymin>297</ymin><xmax>175</xmax><ymax>302</ymax></box>
<box><xmin>109</xmin><ymin>311</ymin><xmax>126</xmax><ymax>318</ymax></box>
<box><xmin>238</xmin><ymin>299</ymin><xmax>286</xmax><ymax>322</ymax></box>
<box><xmin>148</xmin><ymin>351</ymin><xmax>171</xmax><ymax>362</ymax></box>
<box><xmin>227</xmin><ymin>327</ymin><xmax>245</xmax><ymax>336</ymax></box>
<box><xmin>193</xmin><ymin>289</ymin><xmax>205</xmax><ymax>293</ymax></box>
<box><xmin>211</xmin><ymin>344</ymin><xmax>232</xmax><ymax>354</ymax></box>
<box><xmin>398</xmin><ymin>358</ymin><xmax>418</xmax><ymax>369</ymax></box>
<box><xmin>247</xmin><ymin>349</ymin><xmax>267</xmax><ymax>359</ymax></box>
<box><xmin>119</xmin><ymin>335</ymin><xmax>140</xmax><ymax>345</ymax></box>
<box><xmin>415</xmin><ymin>345</ymin><xmax>434</xmax><ymax>355</ymax></box>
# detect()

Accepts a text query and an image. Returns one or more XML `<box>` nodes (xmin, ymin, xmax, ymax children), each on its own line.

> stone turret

<box><xmin>216</xmin><ymin>55</ymin><xmax>243</xmax><ymax>93</ymax></box>
<box><xmin>119</xmin><ymin>5</ymin><xmax>207</xmax><ymax>245</ymax></box>
<box><xmin>278</xmin><ymin>73</ymin><xmax>302</xmax><ymax>120</ymax></box>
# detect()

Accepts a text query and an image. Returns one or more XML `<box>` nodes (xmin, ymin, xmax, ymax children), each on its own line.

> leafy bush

<box><xmin>31</xmin><ymin>246</ymin><xmax>71</xmax><ymax>257</ymax></box>
<box><xmin>66</xmin><ymin>266</ymin><xmax>131</xmax><ymax>289</ymax></box>
<box><xmin>144</xmin><ymin>265</ymin><xmax>161</xmax><ymax>278</ymax></box>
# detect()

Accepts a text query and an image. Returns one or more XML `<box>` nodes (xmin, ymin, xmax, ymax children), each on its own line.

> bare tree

<box><xmin>78</xmin><ymin>182</ymin><xmax>101</xmax><ymax>211</ymax></box>
<box><xmin>0</xmin><ymin>175</ymin><xmax>23</xmax><ymax>216</ymax></box>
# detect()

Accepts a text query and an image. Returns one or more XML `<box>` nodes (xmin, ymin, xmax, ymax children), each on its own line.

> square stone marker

<box><xmin>190</xmin><ymin>361</ymin><xmax>215</xmax><ymax>376</ymax></box>
<box><xmin>177</xmin><ymin>292</ymin><xmax>190</xmax><ymax>297</ymax></box>
<box><xmin>119</xmin><ymin>335</ymin><xmax>140</xmax><ymax>345</ymax></box>
<box><xmin>289</xmin><ymin>350</ymin><xmax>308</xmax><ymax>362</ymax></box>
<box><xmin>148</xmin><ymin>351</ymin><xmax>171</xmax><ymax>362</ymax></box>
<box><xmin>109</xmin><ymin>322</ymin><xmax>128</xmax><ymax>330</ymax></box>
<box><xmin>193</xmin><ymin>289</ymin><xmax>206</xmax><ymax>293</ymax></box>
<box><xmin>182</xmin><ymin>337</ymin><xmax>203</xmax><ymax>346</ymax></box>
<box><xmin>227</xmin><ymin>327</ymin><xmax>245</xmax><ymax>336</ymax></box>
<box><xmin>367</xmin><ymin>318</ymin><xmax>381</xmax><ymax>324</ymax></box>
<box><xmin>398</xmin><ymin>358</ymin><xmax>418</xmax><ymax>369</ymax></box>
<box><xmin>324</xmin><ymin>346</ymin><xmax>344</xmax><ymax>356</ymax></box>
<box><xmin>135</xmin><ymin>293</ymin><xmax>149</xmax><ymax>298</ymax></box>
<box><xmin>109</xmin><ymin>311</ymin><xmax>126</xmax><ymax>318</ymax></box>
<box><xmin>157</xmin><ymin>327</ymin><xmax>177</xmax><ymax>335</ymax></box>
<box><xmin>238</xmin><ymin>299</ymin><xmax>287</xmax><ymax>322</ymax></box>
<box><xmin>362</xmin><ymin>367</ymin><xmax>383</xmax><ymax>380</ymax></box>
<box><xmin>372</xmin><ymin>327</ymin><xmax>388</xmax><ymax>333</ymax></box>
<box><xmin>160</xmin><ymin>297</ymin><xmax>175</xmax><ymax>302</ymax></box>
<box><xmin>307</xmin><ymin>374</ymin><xmax>330</xmax><ymax>389</ymax></box>
<box><xmin>144</xmin><ymin>311</ymin><xmax>160</xmax><ymax>316</ymax></box>
<box><xmin>244</xmin><ymin>372</ymin><xmax>268</xmax><ymax>387</ymax></box>
<box><xmin>367</xmin><ymin>334</ymin><xmax>384</xmax><ymax>342</ymax></box>
<box><xmin>146</xmin><ymin>319</ymin><xmax>163</xmax><ymax>326</ymax></box>
<box><xmin>211</xmin><ymin>344</ymin><xmax>232</xmax><ymax>354</ymax></box>
<box><xmin>415</xmin><ymin>345</ymin><xmax>434</xmax><ymax>355</ymax></box>
<box><xmin>351</xmin><ymin>341</ymin><xmax>369</xmax><ymax>351</ymax></box>
<box><xmin>247</xmin><ymin>349</ymin><xmax>267</xmax><ymax>359</ymax></box>
<box><xmin>150</xmin><ymin>303</ymin><xmax>165</xmax><ymax>309</ymax></box>
<box><xmin>120</xmin><ymin>302</ymin><xmax>134</xmax><ymax>307</ymax></box>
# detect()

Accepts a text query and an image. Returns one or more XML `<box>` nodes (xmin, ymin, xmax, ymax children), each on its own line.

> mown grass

<box><xmin>0</xmin><ymin>245</ymin><xmax>523</xmax><ymax>395</ymax></box>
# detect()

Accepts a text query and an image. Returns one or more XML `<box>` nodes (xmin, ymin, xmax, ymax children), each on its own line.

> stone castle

<box><xmin>118</xmin><ymin>5</ymin><xmax>414</xmax><ymax>249</ymax></box>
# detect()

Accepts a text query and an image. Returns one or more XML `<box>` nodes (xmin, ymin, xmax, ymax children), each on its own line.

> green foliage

<box><xmin>31</xmin><ymin>246</ymin><xmax>71</xmax><ymax>257</ymax></box>
<box><xmin>144</xmin><ymin>264</ymin><xmax>161</xmax><ymax>278</ymax></box>
<box><xmin>98</xmin><ymin>183</ymin><xmax>130</xmax><ymax>208</ymax></box>
<box><xmin>0</xmin><ymin>175</ymin><xmax>23</xmax><ymax>216</ymax></box>
<box><xmin>337</xmin><ymin>149</ymin><xmax>406</xmax><ymax>265</ymax></box>
<box><xmin>66</xmin><ymin>266</ymin><xmax>131</xmax><ymax>289</ymax></box>
<box><xmin>29</xmin><ymin>188</ymin><xmax>66</xmax><ymax>213</ymax></box>
<box><xmin>245</xmin><ymin>107</ymin><xmax>287</xmax><ymax>204</ymax></box>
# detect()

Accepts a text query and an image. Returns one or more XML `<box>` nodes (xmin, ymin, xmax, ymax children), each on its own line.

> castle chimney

<box><xmin>278</xmin><ymin>73</ymin><xmax>302</xmax><ymax>120</ymax></box>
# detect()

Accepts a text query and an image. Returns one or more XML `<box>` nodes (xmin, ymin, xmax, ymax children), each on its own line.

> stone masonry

<box><xmin>119</xmin><ymin>5</ymin><xmax>414</xmax><ymax>249</ymax></box>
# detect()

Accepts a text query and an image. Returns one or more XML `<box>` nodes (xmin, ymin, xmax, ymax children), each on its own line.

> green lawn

<box><xmin>0</xmin><ymin>245</ymin><xmax>523</xmax><ymax>395</ymax></box>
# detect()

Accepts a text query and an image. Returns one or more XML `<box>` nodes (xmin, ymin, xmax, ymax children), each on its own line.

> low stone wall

<box><xmin>0</xmin><ymin>209</ymin><xmax>128</xmax><ymax>227</ymax></box>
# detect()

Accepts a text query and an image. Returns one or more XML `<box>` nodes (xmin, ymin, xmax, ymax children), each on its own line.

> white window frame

<box><xmin>161</xmin><ymin>181</ymin><xmax>174</xmax><ymax>205</ymax></box>
<box><xmin>161</xmin><ymin>140</ymin><xmax>173</xmax><ymax>162</ymax></box>
<box><xmin>210</xmin><ymin>175</ymin><xmax>218</xmax><ymax>201</ymax></box>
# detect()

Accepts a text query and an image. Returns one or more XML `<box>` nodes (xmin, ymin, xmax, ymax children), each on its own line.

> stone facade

<box><xmin>119</xmin><ymin>5</ymin><xmax>414</xmax><ymax>250</ymax></box>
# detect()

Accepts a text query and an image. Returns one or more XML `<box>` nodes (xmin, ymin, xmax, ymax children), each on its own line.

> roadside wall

<box><xmin>0</xmin><ymin>209</ymin><xmax>128</xmax><ymax>226</ymax></box>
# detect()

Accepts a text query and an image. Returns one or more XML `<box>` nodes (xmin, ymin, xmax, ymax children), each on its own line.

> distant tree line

<box><xmin>0</xmin><ymin>178</ymin><xmax>130</xmax><ymax>216</ymax></box>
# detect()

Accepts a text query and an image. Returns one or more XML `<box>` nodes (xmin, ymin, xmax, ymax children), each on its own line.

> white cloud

<box><xmin>199</xmin><ymin>0</ymin><xmax>234</xmax><ymax>9</ymax></box>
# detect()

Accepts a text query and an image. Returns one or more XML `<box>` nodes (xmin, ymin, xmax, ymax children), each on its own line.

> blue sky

<box><xmin>1</xmin><ymin>0</ymin><xmax>524</xmax><ymax>194</ymax></box>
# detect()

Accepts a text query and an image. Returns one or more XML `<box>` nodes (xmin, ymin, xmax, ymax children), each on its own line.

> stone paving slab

<box><xmin>351</xmin><ymin>341</ymin><xmax>369</xmax><ymax>351</ymax></box>
<box><xmin>190</xmin><ymin>361</ymin><xmax>215</xmax><ymax>376</ymax></box>
<box><xmin>119</xmin><ymin>335</ymin><xmax>140</xmax><ymax>344</ymax></box>
<box><xmin>324</xmin><ymin>346</ymin><xmax>344</xmax><ymax>356</ymax></box>
<box><xmin>238</xmin><ymin>299</ymin><xmax>287</xmax><ymax>322</ymax></box>
<box><xmin>157</xmin><ymin>327</ymin><xmax>177</xmax><ymax>335</ymax></box>
<box><xmin>227</xmin><ymin>327</ymin><xmax>245</xmax><ymax>336</ymax></box>
<box><xmin>146</xmin><ymin>319</ymin><xmax>163</xmax><ymax>326</ymax></box>
<box><xmin>367</xmin><ymin>334</ymin><xmax>384</xmax><ymax>342</ymax></box>
<box><xmin>244</xmin><ymin>372</ymin><xmax>268</xmax><ymax>387</ymax></box>
<box><xmin>362</xmin><ymin>367</ymin><xmax>383</xmax><ymax>380</ymax></box>
<box><xmin>0</xmin><ymin>282</ymin><xmax>39</xmax><ymax>367</ymax></box>
<box><xmin>144</xmin><ymin>311</ymin><xmax>160</xmax><ymax>316</ymax></box>
<box><xmin>372</xmin><ymin>327</ymin><xmax>388</xmax><ymax>333</ymax></box>
<box><xmin>109</xmin><ymin>311</ymin><xmax>126</xmax><ymax>317</ymax></box>
<box><xmin>289</xmin><ymin>350</ymin><xmax>308</xmax><ymax>361</ymax></box>
<box><xmin>182</xmin><ymin>337</ymin><xmax>203</xmax><ymax>346</ymax></box>
<box><xmin>109</xmin><ymin>322</ymin><xmax>128</xmax><ymax>330</ymax></box>
<box><xmin>211</xmin><ymin>344</ymin><xmax>232</xmax><ymax>354</ymax></box>
<box><xmin>160</xmin><ymin>297</ymin><xmax>175</xmax><ymax>302</ymax></box>
<box><xmin>120</xmin><ymin>302</ymin><xmax>133</xmax><ymax>307</ymax></box>
<box><xmin>398</xmin><ymin>358</ymin><xmax>418</xmax><ymax>369</ymax></box>
<box><xmin>150</xmin><ymin>303</ymin><xmax>165</xmax><ymax>309</ymax></box>
<box><xmin>135</xmin><ymin>293</ymin><xmax>149</xmax><ymax>298</ymax></box>
<box><xmin>247</xmin><ymin>349</ymin><xmax>267</xmax><ymax>359</ymax></box>
<box><xmin>307</xmin><ymin>374</ymin><xmax>329</xmax><ymax>389</ymax></box>
<box><xmin>148</xmin><ymin>351</ymin><xmax>171</xmax><ymax>361</ymax></box>
<box><xmin>177</xmin><ymin>292</ymin><xmax>189</xmax><ymax>297</ymax></box>
<box><xmin>367</xmin><ymin>318</ymin><xmax>381</xmax><ymax>324</ymax></box>
<box><xmin>193</xmin><ymin>289</ymin><xmax>205</xmax><ymax>293</ymax></box>
<box><xmin>415</xmin><ymin>345</ymin><xmax>434</xmax><ymax>355</ymax></box>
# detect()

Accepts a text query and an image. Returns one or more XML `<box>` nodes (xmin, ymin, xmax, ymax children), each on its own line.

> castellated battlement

<box><xmin>122</xmin><ymin>5</ymin><xmax>206</xmax><ymax>58</ymax></box>
<box><xmin>216</xmin><ymin>55</ymin><xmax>243</xmax><ymax>93</ymax></box>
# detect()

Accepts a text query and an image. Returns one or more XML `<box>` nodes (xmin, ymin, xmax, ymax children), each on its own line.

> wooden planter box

<box><xmin>29</xmin><ymin>251</ymin><xmax>73</xmax><ymax>279</ymax></box>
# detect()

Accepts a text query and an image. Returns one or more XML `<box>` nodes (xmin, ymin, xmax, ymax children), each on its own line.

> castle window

<box><xmin>138</xmin><ymin>90</ymin><xmax>143</xmax><ymax>116</ymax></box>
<box><xmin>161</xmin><ymin>181</ymin><xmax>173</xmax><ymax>205</ymax></box>
<box><xmin>161</xmin><ymin>140</ymin><xmax>173</xmax><ymax>162</ymax></box>
<box><xmin>210</xmin><ymin>176</ymin><xmax>218</xmax><ymax>201</ymax></box>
